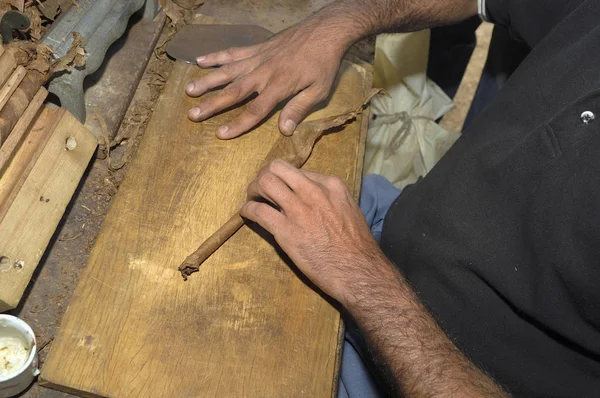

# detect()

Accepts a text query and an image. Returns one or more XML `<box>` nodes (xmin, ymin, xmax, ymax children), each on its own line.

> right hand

<box><xmin>185</xmin><ymin>17</ymin><xmax>353</xmax><ymax>139</ymax></box>
<box><xmin>240</xmin><ymin>159</ymin><xmax>388</xmax><ymax>308</ymax></box>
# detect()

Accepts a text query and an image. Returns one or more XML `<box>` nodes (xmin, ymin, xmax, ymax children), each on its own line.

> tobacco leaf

<box><xmin>9</xmin><ymin>0</ymin><xmax>24</xmax><ymax>12</ymax></box>
<box><xmin>24</xmin><ymin>7</ymin><xmax>43</xmax><ymax>41</ymax></box>
<box><xmin>34</xmin><ymin>0</ymin><xmax>73</xmax><ymax>20</ymax></box>
<box><xmin>160</xmin><ymin>0</ymin><xmax>194</xmax><ymax>29</ymax></box>
<box><xmin>178</xmin><ymin>88</ymin><xmax>383</xmax><ymax>280</ymax></box>
<box><xmin>172</xmin><ymin>0</ymin><xmax>203</xmax><ymax>10</ymax></box>
<box><xmin>48</xmin><ymin>31</ymin><xmax>85</xmax><ymax>74</ymax></box>
<box><xmin>7</xmin><ymin>31</ymin><xmax>85</xmax><ymax>83</ymax></box>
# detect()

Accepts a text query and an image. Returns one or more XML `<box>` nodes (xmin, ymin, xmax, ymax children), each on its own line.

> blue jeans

<box><xmin>338</xmin><ymin>174</ymin><xmax>401</xmax><ymax>398</ymax></box>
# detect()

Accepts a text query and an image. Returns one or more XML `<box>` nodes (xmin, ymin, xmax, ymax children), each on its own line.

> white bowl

<box><xmin>0</xmin><ymin>315</ymin><xmax>39</xmax><ymax>398</ymax></box>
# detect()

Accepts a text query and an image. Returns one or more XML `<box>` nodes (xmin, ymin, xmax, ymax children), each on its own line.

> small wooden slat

<box><xmin>0</xmin><ymin>110</ymin><xmax>97</xmax><ymax>311</ymax></box>
<box><xmin>0</xmin><ymin>107</ymin><xmax>64</xmax><ymax>216</ymax></box>
<box><xmin>0</xmin><ymin>66</ymin><xmax>27</xmax><ymax>112</ymax></box>
<box><xmin>0</xmin><ymin>51</ymin><xmax>16</xmax><ymax>88</ymax></box>
<box><xmin>0</xmin><ymin>87</ymin><xmax>48</xmax><ymax>172</ymax></box>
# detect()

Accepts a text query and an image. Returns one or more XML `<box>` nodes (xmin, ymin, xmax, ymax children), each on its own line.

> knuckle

<box><xmin>219</xmin><ymin>63</ymin><xmax>236</xmax><ymax>77</ymax></box>
<box><xmin>257</xmin><ymin>173</ymin><xmax>272</xmax><ymax>191</ymax></box>
<box><xmin>245</xmin><ymin>100</ymin><xmax>269</xmax><ymax>118</ymax></box>
<box><xmin>328</xmin><ymin>176</ymin><xmax>346</xmax><ymax>190</ymax></box>
<box><xmin>254</xmin><ymin>204</ymin><xmax>271</xmax><ymax>219</ymax></box>
<box><xmin>261</xmin><ymin>57</ymin><xmax>277</xmax><ymax>71</ymax></box>
<box><xmin>267</xmin><ymin>160</ymin><xmax>279</xmax><ymax>174</ymax></box>
<box><xmin>314</xmin><ymin>87</ymin><xmax>329</xmax><ymax>102</ymax></box>
<box><xmin>269</xmin><ymin>159</ymin><xmax>286</xmax><ymax>173</ymax></box>
<box><xmin>225</xmin><ymin>48</ymin><xmax>237</xmax><ymax>59</ymax></box>
<box><xmin>246</xmin><ymin>183</ymin><xmax>253</xmax><ymax>197</ymax></box>
<box><xmin>286</xmin><ymin>100</ymin><xmax>308</xmax><ymax>116</ymax></box>
<box><xmin>222</xmin><ymin>83</ymin><xmax>242</xmax><ymax>98</ymax></box>
<box><xmin>307</xmin><ymin>183</ymin><xmax>327</xmax><ymax>199</ymax></box>
<box><xmin>270</xmin><ymin>74</ymin><xmax>294</xmax><ymax>91</ymax></box>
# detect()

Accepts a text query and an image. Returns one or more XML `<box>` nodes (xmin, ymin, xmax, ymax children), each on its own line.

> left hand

<box><xmin>240</xmin><ymin>159</ymin><xmax>386</xmax><ymax>306</ymax></box>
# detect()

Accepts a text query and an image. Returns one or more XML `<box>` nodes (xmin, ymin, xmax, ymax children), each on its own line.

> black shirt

<box><xmin>380</xmin><ymin>0</ymin><xmax>600</xmax><ymax>396</ymax></box>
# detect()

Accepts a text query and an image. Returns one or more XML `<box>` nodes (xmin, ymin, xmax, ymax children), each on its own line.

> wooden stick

<box><xmin>0</xmin><ymin>87</ymin><xmax>48</xmax><ymax>173</ymax></box>
<box><xmin>0</xmin><ymin>66</ymin><xmax>27</xmax><ymax>112</ymax></box>
<box><xmin>0</xmin><ymin>51</ymin><xmax>16</xmax><ymax>88</ymax></box>
<box><xmin>178</xmin><ymin>89</ymin><xmax>382</xmax><ymax>279</ymax></box>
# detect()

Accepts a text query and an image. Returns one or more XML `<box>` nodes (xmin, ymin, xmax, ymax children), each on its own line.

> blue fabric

<box><xmin>338</xmin><ymin>175</ymin><xmax>401</xmax><ymax>398</ymax></box>
<box><xmin>358</xmin><ymin>174</ymin><xmax>402</xmax><ymax>244</ymax></box>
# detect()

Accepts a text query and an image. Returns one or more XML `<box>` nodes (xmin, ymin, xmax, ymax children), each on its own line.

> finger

<box><xmin>301</xmin><ymin>169</ymin><xmax>350</xmax><ymax>196</ymax></box>
<box><xmin>278</xmin><ymin>86</ymin><xmax>328</xmax><ymax>136</ymax></box>
<box><xmin>188</xmin><ymin>79</ymin><xmax>256</xmax><ymax>123</ymax></box>
<box><xmin>186</xmin><ymin>70</ymin><xmax>232</xmax><ymax>98</ymax></box>
<box><xmin>299</xmin><ymin>169</ymin><xmax>330</xmax><ymax>185</ymax></box>
<box><xmin>266</xmin><ymin>159</ymin><xmax>322</xmax><ymax>199</ymax></box>
<box><xmin>186</xmin><ymin>61</ymin><xmax>251</xmax><ymax>98</ymax></box>
<box><xmin>247</xmin><ymin>170</ymin><xmax>298</xmax><ymax>211</ymax></box>
<box><xmin>196</xmin><ymin>45</ymin><xmax>261</xmax><ymax>68</ymax></box>
<box><xmin>216</xmin><ymin>84</ymin><xmax>290</xmax><ymax>139</ymax></box>
<box><xmin>240</xmin><ymin>201</ymin><xmax>287</xmax><ymax>236</ymax></box>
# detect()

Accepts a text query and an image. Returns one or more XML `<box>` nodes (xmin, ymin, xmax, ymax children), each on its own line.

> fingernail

<box><xmin>217</xmin><ymin>125</ymin><xmax>229</xmax><ymax>136</ymax></box>
<box><xmin>284</xmin><ymin>119</ymin><xmax>297</xmax><ymax>134</ymax></box>
<box><xmin>186</xmin><ymin>82</ymin><xmax>195</xmax><ymax>93</ymax></box>
<box><xmin>189</xmin><ymin>107</ymin><xmax>202</xmax><ymax>120</ymax></box>
<box><xmin>196</xmin><ymin>56</ymin><xmax>206</xmax><ymax>63</ymax></box>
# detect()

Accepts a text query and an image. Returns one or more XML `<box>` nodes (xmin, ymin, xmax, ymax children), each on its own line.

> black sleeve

<box><xmin>485</xmin><ymin>0</ymin><xmax>588</xmax><ymax>47</ymax></box>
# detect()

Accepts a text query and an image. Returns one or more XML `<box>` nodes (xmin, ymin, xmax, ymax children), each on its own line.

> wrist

<box><xmin>338</xmin><ymin>251</ymin><xmax>405</xmax><ymax>311</ymax></box>
<box><xmin>307</xmin><ymin>1</ymin><xmax>375</xmax><ymax>55</ymax></box>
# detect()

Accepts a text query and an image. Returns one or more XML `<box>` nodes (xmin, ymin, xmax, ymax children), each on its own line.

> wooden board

<box><xmin>0</xmin><ymin>109</ymin><xmax>97</xmax><ymax>311</ymax></box>
<box><xmin>41</xmin><ymin>60</ymin><xmax>371</xmax><ymax>397</ymax></box>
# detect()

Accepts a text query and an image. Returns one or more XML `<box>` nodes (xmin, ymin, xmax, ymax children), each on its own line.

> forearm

<box><xmin>343</xmin><ymin>252</ymin><xmax>508</xmax><ymax>397</ymax></box>
<box><xmin>306</xmin><ymin>0</ymin><xmax>479</xmax><ymax>50</ymax></box>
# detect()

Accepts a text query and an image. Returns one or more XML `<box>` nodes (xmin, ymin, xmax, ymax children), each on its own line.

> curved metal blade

<box><xmin>166</xmin><ymin>24</ymin><xmax>273</xmax><ymax>64</ymax></box>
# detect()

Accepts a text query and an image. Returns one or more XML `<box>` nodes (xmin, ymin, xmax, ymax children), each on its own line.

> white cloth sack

<box><xmin>365</xmin><ymin>31</ymin><xmax>459</xmax><ymax>190</ymax></box>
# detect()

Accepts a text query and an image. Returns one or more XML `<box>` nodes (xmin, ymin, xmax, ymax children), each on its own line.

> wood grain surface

<box><xmin>41</xmin><ymin>60</ymin><xmax>371</xmax><ymax>397</ymax></box>
<box><xmin>0</xmin><ymin>109</ymin><xmax>97</xmax><ymax>311</ymax></box>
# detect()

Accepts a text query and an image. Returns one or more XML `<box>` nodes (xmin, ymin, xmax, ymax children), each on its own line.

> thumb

<box><xmin>279</xmin><ymin>87</ymin><xmax>327</xmax><ymax>136</ymax></box>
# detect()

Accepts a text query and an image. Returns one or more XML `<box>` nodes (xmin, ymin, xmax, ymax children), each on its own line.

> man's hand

<box><xmin>185</xmin><ymin>16</ymin><xmax>356</xmax><ymax>140</ymax></box>
<box><xmin>240</xmin><ymin>158</ymin><xmax>382</xmax><ymax>306</ymax></box>
<box><xmin>185</xmin><ymin>0</ymin><xmax>477</xmax><ymax>139</ymax></box>
<box><xmin>242</xmin><ymin>159</ymin><xmax>508</xmax><ymax>397</ymax></box>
